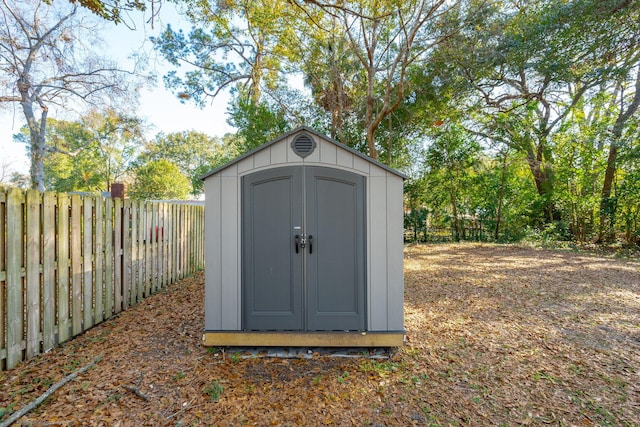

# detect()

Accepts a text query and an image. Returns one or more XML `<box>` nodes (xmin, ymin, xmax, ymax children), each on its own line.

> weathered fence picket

<box><xmin>0</xmin><ymin>189</ymin><xmax>205</xmax><ymax>371</ymax></box>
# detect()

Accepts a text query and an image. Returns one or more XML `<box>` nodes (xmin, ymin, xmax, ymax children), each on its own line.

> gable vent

<box><xmin>291</xmin><ymin>133</ymin><xmax>316</xmax><ymax>158</ymax></box>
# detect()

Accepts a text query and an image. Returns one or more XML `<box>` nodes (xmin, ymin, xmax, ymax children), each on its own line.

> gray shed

<box><xmin>201</xmin><ymin>127</ymin><xmax>405</xmax><ymax>347</ymax></box>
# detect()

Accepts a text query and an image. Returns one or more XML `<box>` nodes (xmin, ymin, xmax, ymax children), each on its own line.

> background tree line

<box><xmin>1</xmin><ymin>0</ymin><xmax>638</xmax><ymax>245</ymax></box>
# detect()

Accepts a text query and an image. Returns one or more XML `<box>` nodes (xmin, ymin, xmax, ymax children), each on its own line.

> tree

<box><xmin>301</xmin><ymin>17</ymin><xmax>359</xmax><ymax>143</ymax></box>
<box><xmin>292</xmin><ymin>0</ymin><xmax>471</xmax><ymax>161</ymax></box>
<box><xmin>23</xmin><ymin>110</ymin><xmax>144</xmax><ymax>193</ymax></box>
<box><xmin>0</xmin><ymin>0</ymin><xmax>143</xmax><ymax>191</ymax></box>
<box><xmin>226</xmin><ymin>90</ymin><xmax>290</xmax><ymax>152</ymax></box>
<box><xmin>429</xmin><ymin>0</ymin><xmax>640</xmax><ymax>224</ymax></box>
<box><xmin>424</xmin><ymin>123</ymin><xmax>481</xmax><ymax>241</ymax></box>
<box><xmin>598</xmin><ymin>62</ymin><xmax>640</xmax><ymax>241</ymax></box>
<box><xmin>128</xmin><ymin>159</ymin><xmax>191</xmax><ymax>200</ymax></box>
<box><xmin>151</xmin><ymin>0</ymin><xmax>300</xmax><ymax>107</ymax></box>
<box><xmin>153</xmin><ymin>0</ymin><xmax>474</xmax><ymax>162</ymax></box>
<box><xmin>137</xmin><ymin>130</ymin><xmax>240</xmax><ymax>194</ymax></box>
<box><xmin>615</xmin><ymin>141</ymin><xmax>640</xmax><ymax>245</ymax></box>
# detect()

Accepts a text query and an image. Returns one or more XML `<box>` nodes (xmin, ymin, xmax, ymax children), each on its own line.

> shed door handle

<box><xmin>309</xmin><ymin>235</ymin><xmax>313</xmax><ymax>254</ymax></box>
<box><xmin>294</xmin><ymin>234</ymin><xmax>299</xmax><ymax>253</ymax></box>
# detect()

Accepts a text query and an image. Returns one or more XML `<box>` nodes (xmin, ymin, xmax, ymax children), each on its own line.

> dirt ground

<box><xmin>1</xmin><ymin>243</ymin><xmax>639</xmax><ymax>426</ymax></box>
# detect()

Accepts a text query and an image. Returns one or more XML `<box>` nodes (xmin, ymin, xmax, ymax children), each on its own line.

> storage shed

<box><xmin>201</xmin><ymin>126</ymin><xmax>406</xmax><ymax>347</ymax></box>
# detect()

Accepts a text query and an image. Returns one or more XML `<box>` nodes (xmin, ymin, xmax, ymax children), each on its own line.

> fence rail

<box><xmin>0</xmin><ymin>188</ymin><xmax>204</xmax><ymax>371</ymax></box>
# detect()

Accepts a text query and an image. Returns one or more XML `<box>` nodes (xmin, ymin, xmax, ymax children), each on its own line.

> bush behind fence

<box><xmin>0</xmin><ymin>188</ymin><xmax>204</xmax><ymax>371</ymax></box>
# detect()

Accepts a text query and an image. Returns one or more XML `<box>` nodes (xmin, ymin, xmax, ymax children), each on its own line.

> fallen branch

<box><xmin>124</xmin><ymin>385</ymin><xmax>149</xmax><ymax>401</ymax></box>
<box><xmin>0</xmin><ymin>356</ymin><xmax>102</xmax><ymax>427</ymax></box>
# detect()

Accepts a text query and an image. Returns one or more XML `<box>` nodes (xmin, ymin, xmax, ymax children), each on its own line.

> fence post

<box><xmin>25</xmin><ymin>189</ymin><xmax>41</xmax><ymax>359</ymax></box>
<box><xmin>0</xmin><ymin>190</ymin><xmax>5</xmax><ymax>370</ymax></box>
<box><xmin>104</xmin><ymin>197</ymin><xmax>114</xmax><ymax>319</ymax></box>
<box><xmin>135</xmin><ymin>200</ymin><xmax>145</xmax><ymax>299</ymax></box>
<box><xmin>83</xmin><ymin>196</ymin><xmax>94</xmax><ymax>329</ymax></box>
<box><xmin>94</xmin><ymin>197</ymin><xmax>104</xmax><ymax>324</ymax></box>
<box><xmin>42</xmin><ymin>192</ymin><xmax>56</xmax><ymax>352</ymax></box>
<box><xmin>152</xmin><ymin>202</ymin><xmax>159</xmax><ymax>292</ymax></box>
<box><xmin>6</xmin><ymin>188</ymin><xmax>24</xmax><ymax>370</ymax></box>
<box><xmin>130</xmin><ymin>200</ymin><xmax>139</xmax><ymax>303</ymax></box>
<box><xmin>113</xmin><ymin>198</ymin><xmax>122</xmax><ymax>314</ymax></box>
<box><xmin>57</xmin><ymin>194</ymin><xmax>70</xmax><ymax>344</ymax></box>
<box><xmin>122</xmin><ymin>199</ymin><xmax>131</xmax><ymax>309</ymax></box>
<box><xmin>70</xmin><ymin>194</ymin><xmax>82</xmax><ymax>336</ymax></box>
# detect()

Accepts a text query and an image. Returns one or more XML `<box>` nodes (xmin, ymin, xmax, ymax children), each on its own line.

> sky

<box><xmin>0</xmin><ymin>3</ymin><xmax>234</xmax><ymax>176</ymax></box>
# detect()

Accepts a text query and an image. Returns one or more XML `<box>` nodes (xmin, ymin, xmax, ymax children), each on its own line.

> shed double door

<box><xmin>242</xmin><ymin>166</ymin><xmax>366</xmax><ymax>331</ymax></box>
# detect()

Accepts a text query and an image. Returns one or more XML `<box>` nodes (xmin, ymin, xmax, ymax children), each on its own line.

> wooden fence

<box><xmin>0</xmin><ymin>188</ymin><xmax>205</xmax><ymax>371</ymax></box>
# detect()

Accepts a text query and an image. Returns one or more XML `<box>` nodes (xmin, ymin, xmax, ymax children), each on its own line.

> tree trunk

<box><xmin>19</xmin><ymin>76</ymin><xmax>47</xmax><ymax>192</ymax></box>
<box><xmin>365</xmin><ymin>80</ymin><xmax>378</xmax><ymax>160</ymax></box>
<box><xmin>494</xmin><ymin>150</ymin><xmax>508</xmax><ymax>240</ymax></box>
<box><xmin>597</xmin><ymin>64</ymin><xmax>640</xmax><ymax>242</ymax></box>
<box><xmin>525</xmin><ymin>145</ymin><xmax>554</xmax><ymax>223</ymax></box>
<box><xmin>387</xmin><ymin>114</ymin><xmax>392</xmax><ymax>164</ymax></box>
<box><xmin>598</xmin><ymin>143</ymin><xmax>618</xmax><ymax>241</ymax></box>
<box><xmin>449</xmin><ymin>181</ymin><xmax>460</xmax><ymax>241</ymax></box>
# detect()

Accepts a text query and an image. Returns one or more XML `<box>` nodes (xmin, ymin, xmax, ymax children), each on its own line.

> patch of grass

<box><xmin>106</xmin><ymin>392</ymin><xmax>124</xmax><ymax>402</ymax></box>
<box><xmin>337</xmin><ymin>372</ymin><xmax>349</xmax><ymax>384</ymax></box>
<box><xmin>591</xmin><ymin>404</ymin><xmax>617</xmax><ymax>426</ymax></box>
<box><xmin>88</xmin><ymin>329</ymin><xmax>111</xmax><ymax>344</ymax></box>
<box><xmin>203</xmin><ymin>380</ymin><xmax>224</xmax><ymax>402</ymax></box>
<box><xmin>532</xmin><ymin>370</ymin><xmax>558</xmax><ymax>384</ymax></box>
<box><xmin>438</xmin><ymin>369</ymin><xmax>453</xmax><ymax>379</ymax></box>
<box><xmin>18</xmin><ymin>368</ymin><xmax>32</xmax><ymax>379</ymax></box>
<box><xmin>0</xmin><ymin>403</ymin><xmax>15</xmax><ymax>419</ymax></box>
<box><xmin>422</xmin><ymin>404</ymin><xmax>441</xmax><ymax>426</ymax></box>
<box><xmin>64</xmin><ymin>359</ymin><xmax>81</xmax><ymax>372</ymax></box>
<box><xmin>568</xmin><ymin>363</ymin><xmax>584</xmax><ymax>375</ymax></box>
<box><xmin>359</xmin><ymin>360</ymin><xmax>401</xmax><ymax>377</ymax></box>
<box><xmin>229</xmin><ymin>352</ymin><xmax>241</xmax><ymax>363</ymax></box>
<box><xmin>172</xmin><ymin>371</ymin><xmax>186</xmax><ymax>381</ymax></box>
<box><xmin>404</xmin><ymin>347</ymin><xmax>421</xmax><ymax>359</ymax></box>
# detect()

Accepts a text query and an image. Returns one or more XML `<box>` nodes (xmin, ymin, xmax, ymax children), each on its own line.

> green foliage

<box><xmin>136</xmin><ymin>131</ymin><xmax>239</xmax><ymax>195</ymax></box>
<box><xmin>152</xmin><ymin>0</ymin><xmax>297</xmax><ymax>107</ymax></box>
<box><xmin>0</xmin><ymin>403</ymin><xmax>15</xmax><ymax>418</ymax></box>
<box><xmin>128</xmin><ymin>159</ymin><xmax>191</xmax><ymax>200</ymax></box>
<box><xmin>15</xmin><ymin>110</ymin><xmax>144</xmax><ymax>193</ymax></box>
<box><xmin>0</xmin><ymin>1</ymin><xmax>144</xmax><ymax>191</ymax></box>
<box><xmin>203</xmin><ymin>380</ymin><xmax>224</xmax><ymax>402</ymax></box>
<box><xmin>9</xmin><ymin>0</ymin><xmax>639</xmax><ymax>246</ymax></box>
<box><xmin>56</xmin><ymin>0</ymin><xmax>148</xmax><ymax>23</ymax></box>
<box><xmin>226</xmin><ymin>91</ymin><xmax>290</xmax><ymax>152</ymax></box>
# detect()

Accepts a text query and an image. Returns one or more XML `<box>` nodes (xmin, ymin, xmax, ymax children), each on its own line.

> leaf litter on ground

<box><xmin>1</xmin><ymin>243</ymin><xmax>638</xmax><ymax>426</ymax></box>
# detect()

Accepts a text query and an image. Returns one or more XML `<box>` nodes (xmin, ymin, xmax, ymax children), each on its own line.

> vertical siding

<box><xmin>368</xmin><ymin>172</ymin><xmax>388</xmax><ymax>330</ymax></box>
<box><xmin>386</xmin><ymin>173</ymin><xmax>405</xmax><ymax>330</ymax></box>
<box><xmin>336</xmin><ymin>148</ymin><xmax>354</xmax><ymax>169</ymax></box>
<box><xmin>221</xmin><ymin>174</ymin><xmax>240</xmax><ymax>329</ymax></box>
<box><xmin>319</xmin><ymin>139</ymin><xmax>337</xmax><ymax>164</ymax></box>
<box><xmin>353</xmin><ymin>156</ymin><xmax>370</xmax><ymax>175</ymax></box>
<box><xmin>204</xmin><ymin>176</ymin><xmax>222</xmax><ymax>330</ymax></box>
<box><xmin>271</xmin><ymin>141</ymin><xmax>288</xmax><ymax>164</ymax></box>
<box><xmin>254</xmin><ymin>147</ymin><xmax>271</xmax><ymax>168</ymax></box>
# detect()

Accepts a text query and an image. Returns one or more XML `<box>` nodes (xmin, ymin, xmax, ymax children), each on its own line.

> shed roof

<box><xmin>200</xmin><ymin>126</ymin><xmax>408</xmax><ymax>180</ymax></box>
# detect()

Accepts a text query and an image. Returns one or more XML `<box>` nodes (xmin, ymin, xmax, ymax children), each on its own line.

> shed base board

<box><xmin>202</xmin><ymin>331</ymin><xmax>405</xmax><ymax>347</ymax></box>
